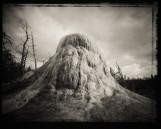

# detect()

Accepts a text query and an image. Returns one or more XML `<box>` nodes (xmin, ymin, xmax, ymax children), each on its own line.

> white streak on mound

<box><xmin>56</xmin><ymin>33</ymin><xmax>99</xmax><ymax>54</ymax></box>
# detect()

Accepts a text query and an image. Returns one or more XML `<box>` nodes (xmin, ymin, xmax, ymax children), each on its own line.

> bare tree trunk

<box><xmin>23</xmin><ymin>46</ymin><xmax>29</xmax><ymax>72</ymax></box>
<box><xmin>17</xmin><ymin>21</ymin><xmax>30</xmax><ymax>81</ymax></box>
<box><xmin>31</xmin><ymin>32</ymin><xmax>37</xmax><ymax>78</ymax></box>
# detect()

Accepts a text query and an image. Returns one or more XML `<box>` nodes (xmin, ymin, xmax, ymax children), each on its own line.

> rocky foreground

<box><xmin>2</xmin><ymin>34</ymin><xmax>157</xmax><ymax>122</ymax></box>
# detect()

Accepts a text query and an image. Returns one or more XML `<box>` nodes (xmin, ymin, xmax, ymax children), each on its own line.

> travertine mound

<box><xmin>2</xmin><ymin>33</ymin><xmax>156</xmax><ymax>122</ymax></box>
<box><xmin>41</xmin><ymin>34</ymin><xmax>119</xmax><ymax>100</ymax></box>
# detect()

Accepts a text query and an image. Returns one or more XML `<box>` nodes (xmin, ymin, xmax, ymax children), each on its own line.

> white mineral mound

<box><xmin>2</xmin><ymin>33</ymin><xmax>156</xmax><ymax>121</ymax></box>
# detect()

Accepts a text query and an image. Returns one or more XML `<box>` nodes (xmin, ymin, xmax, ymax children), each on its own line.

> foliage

<box><xmin>123</xmin><ymin>76</ymin><xmax>157</xmax><ymax>99</ymax></box>
<box><xmin>2</xmin><ymin>32</ymin><xmax>21</xmax><ymax>83</ymax></box>
<box><xmin>110</xmin><ymin>63</ymin><xmax>157</xmax><ymax>99</ymax></box>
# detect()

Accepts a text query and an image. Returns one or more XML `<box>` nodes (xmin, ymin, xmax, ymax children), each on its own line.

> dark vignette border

<box><xmin>0</xmin><ymin>0</ymin><xmax>160</xmax><ymax>129</ymax></box>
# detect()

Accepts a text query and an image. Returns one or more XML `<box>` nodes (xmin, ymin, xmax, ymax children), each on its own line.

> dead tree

<box><xmin>23</xmin><ymin>46</ymin><xmax>29</xmax><ymax>70</ymax></box>
<box><xmin>115</xmin><ymin>61</ymin><xmax>124</xmax><ymax>81</ymax></box>
<box><xmin>31</xmin><ymin>32</ymin><xmax>37</xmax><ymax>78</ymax></box>
<box><xmin>16</xmin><ymin>21</ymin><xmax>30</xmax><ymax>81</ymax></box>
<box><xmin>110</xmin><ymin>61</ymin><xmax>125</xmax><ymax>86</ymax></box>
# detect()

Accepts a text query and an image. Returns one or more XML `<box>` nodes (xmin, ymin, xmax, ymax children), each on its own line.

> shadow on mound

<box><xmin>89</xmin><ymin>91</ymin><xmax>156</xmax><ymax>122</ymax></box>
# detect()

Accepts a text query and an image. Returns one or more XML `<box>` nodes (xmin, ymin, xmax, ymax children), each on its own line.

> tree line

<box><xmin>2</xmin><ymin>20</ymin><xmax>38</xmax><ymax>83</ymax></box>
<box><xmin>110</xmin><ymin>62</ymin><xmax>157</xmax><ymax>99</ymax></box>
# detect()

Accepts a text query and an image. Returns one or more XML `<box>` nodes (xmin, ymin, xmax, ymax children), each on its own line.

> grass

<box><xmin>7</xmin><ymin>88</ymin><xmax>90</xmax><ymax>121</ymax></box>
<box><xmin>2</xmin><ymin>85</ymin><xmax>157</xmax><ymax>122</ymax></box>
<box><xmin>89</xmin><ymin>90</ymin><xmax>156</xmax><ymax>122</ymax></box>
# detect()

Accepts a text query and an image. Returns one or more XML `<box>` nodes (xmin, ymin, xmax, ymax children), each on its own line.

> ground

<box><xmin>2</xmin><ymin>87</ymin><xmax>157</xmax><ymax>122</ymax></box>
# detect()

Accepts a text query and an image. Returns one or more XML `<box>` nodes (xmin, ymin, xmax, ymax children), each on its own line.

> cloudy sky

<box><xmin>3</xmin><ymin>4</ymin><xmax>157</xmax><ymax>78</ymax></box>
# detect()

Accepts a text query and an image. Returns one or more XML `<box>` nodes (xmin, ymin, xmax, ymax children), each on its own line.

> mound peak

<box><xmin>56</xmin><ymin>33</ymin><xmax>99</xmax><ymax>54</ymax></box>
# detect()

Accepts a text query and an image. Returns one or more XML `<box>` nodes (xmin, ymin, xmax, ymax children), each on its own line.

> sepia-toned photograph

<box><xmin>1</xmin><ymin>2</ymin><xmax>158</xmax><ymax>122</ymax></box>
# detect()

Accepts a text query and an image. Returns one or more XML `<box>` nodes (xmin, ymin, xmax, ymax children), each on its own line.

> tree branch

<box><xmin>16</xmin><ymin>44</ymin><xmax>23</xmax><ymax>49</ymax></box>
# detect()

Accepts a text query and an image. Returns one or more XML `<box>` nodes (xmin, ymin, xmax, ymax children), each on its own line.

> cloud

<box><xmin>3</xmin><ymin>5</ymin><xmax>157</xmax><ymax>78</ymax></box>
<box><xmin>122</xmin><ymin>63</ymin><xmax>157</xmax><ymax>78</ymax></box>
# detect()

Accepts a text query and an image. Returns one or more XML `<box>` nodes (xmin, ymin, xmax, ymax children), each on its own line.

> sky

<box><xmin>3</xmin><ymin>4</ymin><xmax>157</xmax><ymax>79</ymax></box>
